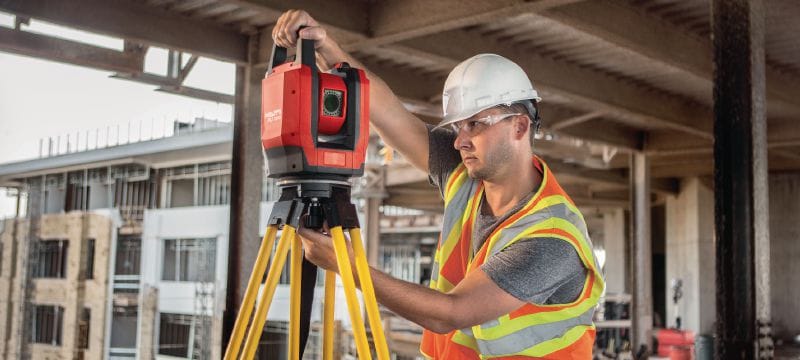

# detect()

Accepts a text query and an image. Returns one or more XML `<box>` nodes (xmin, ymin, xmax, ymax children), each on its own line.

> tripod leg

<box><xmin>330</xmin><ymin>226</ymin><xmax>372</xmax><ymax>360</ymax></box>
<box><xmin>289</xmin><ymin>234</ymin><xmax>303</xmax><ymax>360</ymax></box>
<box><xmin>299</xmin><ymin>258</ymin><xmax>318</xmax><ymax>358</ymax></box>
<box><xmin>323</xmin><ymin>270</ymin><xmax>336</xmax><ymax>360</ymax></box>
<box><xmin>348</xmin><ymin>228</ymin><xmax>390</xmax><ymax>360</ymax></box>
<box><xmin>240</xmin><ymin>226</ymin><xmax>295</xmax><ymax>360</ymax></box>
<box><xmin>224</xmin><ymin>225</ymin><xmax>278</xmax><ymax>360</ymax></box>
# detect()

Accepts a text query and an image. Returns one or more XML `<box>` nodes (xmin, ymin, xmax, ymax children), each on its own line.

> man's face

<box><xmin>452</xmin><ymin>107</ymin><xmax>519</xmax><ymax>181</ymax></box>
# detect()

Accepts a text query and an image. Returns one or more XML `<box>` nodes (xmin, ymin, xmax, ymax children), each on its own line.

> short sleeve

<box><xmin>481</xmin><ymin>237</ymin><xmax>587</xmax><ymax>305</ymax></box>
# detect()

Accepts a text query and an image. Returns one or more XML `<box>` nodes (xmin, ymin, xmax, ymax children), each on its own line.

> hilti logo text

<box><xmin>264</xmin><ymin>109</ymin><xmax>282</xmax><ymax>123</ymax></box>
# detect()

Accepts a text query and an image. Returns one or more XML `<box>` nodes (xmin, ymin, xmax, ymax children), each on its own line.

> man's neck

<box><xmin>482</xmin><ymin>155</ymin><xmax>541</xmax><ymax>217</ymax></box>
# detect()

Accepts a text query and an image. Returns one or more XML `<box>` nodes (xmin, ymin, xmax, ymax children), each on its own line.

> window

<box><xmin>162</xmin><ymin>238</ymin><xmax>215</xmax><ymax>282</ymax></box>
<box><xmin>157</xmin><ymin>313</ymin><xmax>191</xmax><ymax>358</ymax></box>
<box><xmin>78</xmin><ymin>308</ymin><xmax>90</xmax><ymax>349</ymax></box>
<box><xmin>110</xmin><ymin>306</ymin><xmax>138</xmax><ymax>349</ymax></box>
<box><xmin>31</xmin><ymin>304</ymin><xmax>64</xmax><ymax>346</ymax></box>
<box><xmin>85</xmin><ymin>239</ymin><xmax>95</xmax><ymax>280</ymax></box>
<box><xmin>115</xmin><ymin>235</ymin><xmax>141</xmax><ymax>276</ymax></box>
<box><xmin>43</xmin><ymin>174</ymin><xmax>66</xmax><ymax>214</ymax></box>
<box><xmin>168</xmin><ymin>179</ymin><xmax>194</xmax><ymax>208</ymax></box>
<box><xmin>163</xmin><ymin>162</ymin><xmax>231</xmax><ymax>207</ymax></box>
<box><xmin>66</xmin><ymin>171</ymin><xmax>90</xmax><ymax>211</ymax></box>
<box><xmin>33</xmin><ymin>240</ymin><xmax>68</xmax><ymax>278</ymax></box>
<box><xmin>255</xmin><ymin>321</ymin><xmax>323</xmax><ymax>360</ymax></box>
<box><xmin>196</xmin><ymin>174</ymin><xmax>230</xmax><ymax>206</ymax></box>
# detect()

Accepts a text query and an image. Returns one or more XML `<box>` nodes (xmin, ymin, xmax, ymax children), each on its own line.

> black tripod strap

<box><xmin>299</xmin><ymin>257</ymin><xmax>318</xmax><ymax>357</ymax></box>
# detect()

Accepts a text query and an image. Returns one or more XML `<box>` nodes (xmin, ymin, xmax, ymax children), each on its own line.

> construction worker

<box><xmin>276</xmin><ymin>10</ymin><xmax>605</xmax><ymax>359</ymax></box>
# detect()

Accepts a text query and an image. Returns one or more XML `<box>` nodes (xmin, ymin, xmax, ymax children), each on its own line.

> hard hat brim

<box><xmin>433</xmin><ymin>96</ymin><xmax>542</xmax><ymax>131</ymax></box>
<box><xmin>433</xmin><ymin>108</ymin><xmax>483</xmax><ymax>131</ymax></box>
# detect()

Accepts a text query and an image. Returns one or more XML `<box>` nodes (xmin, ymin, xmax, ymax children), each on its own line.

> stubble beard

<box><xmin>468</xmin><ymin>144</ymin><xmax>514</xmax><ymax>181</ymax></box>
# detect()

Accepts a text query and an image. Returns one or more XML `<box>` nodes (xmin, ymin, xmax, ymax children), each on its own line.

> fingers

<box><xmin>272</xmin><ymin>9</ymin><xmax>324</xmax><ymax>48</ymax></box>
<box><xmin>299</xmin><ymin>26</ymin><xmax>327</xmax><ymax>43</ymax></box>
<box><xmin>296</xmin><ymin>225</ymin><xmax>327</xmax><ymax>242</ymax></box>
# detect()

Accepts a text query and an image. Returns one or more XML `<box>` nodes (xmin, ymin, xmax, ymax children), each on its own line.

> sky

<box><xmin>0</xmin><ymin>13</ymin><xmax>236</xmax><ymax>218</ymax></box>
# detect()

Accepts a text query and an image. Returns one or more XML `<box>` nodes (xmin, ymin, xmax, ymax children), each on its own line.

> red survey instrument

<box><xmin>260</xmin><ymin>36</ymin><xmax>370</xmax><ymax>179</ymax></box>
<box><xmin>224</xmin><ymin>35</ymin><xmax>388</xmax><ymax>360</ymax></box>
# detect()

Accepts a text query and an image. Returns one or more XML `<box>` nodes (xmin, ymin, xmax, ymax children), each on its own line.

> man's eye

<box><xmin>467</xmin><ymin>121</ymin><xmax>480</xmax><ymax>128</ymax></box>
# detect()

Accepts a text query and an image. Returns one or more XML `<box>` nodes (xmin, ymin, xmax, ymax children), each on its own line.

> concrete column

<box><xmin>602</xmin><ymin>208</ymin><xmax>626</xmax><ymax>295</ymax></box>
<box><xmin>711</xmin><ymin>0</ymin><xmax>771</xmax><ymax>357</ymax></box>
<box><xmin>768</xmin><ymin>173</ymin><xmax>800</xmax><ymax>341</ymax></box>
<box><xmin>629</xmin><ymin>152</ymin><xmax>652</xmax><ymax>351</ymax></box>
<box><xmin>223</xmin><ymin>33</ymin><xmax>269</xmax><ymax>345</ymax></box>
<box><xmin>361</xmin><ymin>161</ymin><xmax>387</xmax><ymax>266</ymax></box>
<box><xmin>365</xmin><ymin>197</ymin><xmax>381</xmax><ymax>266</ymax></box>
<box><xmin>665</xmin><ymin>178</ymin><xmax>715</xmax><ymax>334</ymax></box>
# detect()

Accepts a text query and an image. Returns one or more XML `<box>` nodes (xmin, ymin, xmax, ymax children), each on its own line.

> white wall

<box><xmin>665</xmin><ymin>178</ymin><xmax>715</xmax><ymax>334</ymax></box>
<box><xmin>769</xmin><ymin>172</ymin><xmax>800</xmax><ymax>340</ymax></box>
<box><xmin>141</xmin><ymin>202</ymin><xmax>357</xmax><ymax>335</ymax></box>
<box><xmin>141</xmin><ymin>205</ymin><xmax>230</xmax><ymax>317</ymax></box>
<box><xmin>603</xmin><ymin>208</ymin><xmax>627</xmax><ymax>295</ymax></box>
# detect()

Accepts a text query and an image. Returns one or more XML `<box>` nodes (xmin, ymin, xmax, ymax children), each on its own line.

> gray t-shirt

<box><xmin>427</xmin><ymin>125</ymin><xmax>587</xmax><ymax>305</ymax></box>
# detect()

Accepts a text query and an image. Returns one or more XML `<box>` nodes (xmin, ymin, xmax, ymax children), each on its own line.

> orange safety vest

<box><xmin>420</xmin><ymin>156</ymin><xmax>605</xmax><ymax>359</ymax></box>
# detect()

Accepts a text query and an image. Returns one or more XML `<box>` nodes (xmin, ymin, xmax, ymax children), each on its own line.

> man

<box><xmin>275</xmin><ymin>10</ymin><xmax>605</xmax><ymax>359</ymax></box>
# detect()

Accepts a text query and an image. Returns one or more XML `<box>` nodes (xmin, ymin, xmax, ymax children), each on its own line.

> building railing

<box><xmin>119</xmin><ymin>205</ymin><xmax>146</xmax><ymax>227</ymax></box>
<box><xmin>113</xmin><ymin>274</ymin><xmax>141</xmax><ymax>290</ymax></box>
<box><xmin>108</xmin><ymin>347</ymin><xmax>136</xmax><ymax>359</ymax></box>
<box><xmin>37</xmin><ymin>118</ymin><xmax>231</xmax><ymax>159</ymax></box>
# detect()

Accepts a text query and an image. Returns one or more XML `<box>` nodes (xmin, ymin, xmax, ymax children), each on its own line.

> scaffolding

<box><xmin>16</xmin><ymin>176</ymin><xmax>44</xmax><ymax>359</ymax></box>
<box><xmin>192</xmin><ymin>238</ymin><xmax>216</xmax><ymax>360</ymax></box>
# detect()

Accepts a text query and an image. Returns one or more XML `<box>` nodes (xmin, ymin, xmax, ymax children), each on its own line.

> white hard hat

<box><xmin>436</xmin><ymin>53</ymin><xmax>541</xmax><ymax>129</ymax></box>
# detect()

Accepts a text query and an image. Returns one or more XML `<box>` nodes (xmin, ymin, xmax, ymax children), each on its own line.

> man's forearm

<box><xmin>359</xmin><ymin>266</ymin><xmax>459</xmax><ymax>334</ymax></box>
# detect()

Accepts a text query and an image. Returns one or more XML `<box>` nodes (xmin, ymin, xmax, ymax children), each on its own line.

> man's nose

<box><xmin>454</xmin><ymin>130</ymin><xmax>472</xmax><ymax>150</ymax></box>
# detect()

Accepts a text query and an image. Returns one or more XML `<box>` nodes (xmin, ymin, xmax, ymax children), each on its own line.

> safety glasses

<box><xmin>450</xmin><ymin>113</ymin><xmax>521</xmax><ymax>135</ymax></box>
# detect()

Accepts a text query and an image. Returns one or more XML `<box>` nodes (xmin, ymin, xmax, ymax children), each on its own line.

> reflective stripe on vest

<box><xmin>420</xmin><ymin>156</ymin><xmax>605</xmax><ymax>359</ymax></box>
<box><xmin>461</xmin><ymin>306</ymin><xmax>595</xmax><ymax>356</ymax></box>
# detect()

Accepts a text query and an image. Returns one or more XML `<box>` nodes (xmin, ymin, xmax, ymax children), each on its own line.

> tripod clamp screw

<box><xmin>306</xmin><ymin>198</ymin><xmax>324</xmax><ymax>229</ymax></box>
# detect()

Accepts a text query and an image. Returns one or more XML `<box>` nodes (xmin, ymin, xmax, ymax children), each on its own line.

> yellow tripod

<box><xmin>223</xmin><ymin>180</ymin><xmax>390</xmax><ymax>360</ymax></box>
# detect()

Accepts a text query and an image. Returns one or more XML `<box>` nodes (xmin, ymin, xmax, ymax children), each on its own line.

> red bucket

<box><xmin>669</xmin><ymin>345</ymin><xmax>694</xmax><ymax>360</ymax></box>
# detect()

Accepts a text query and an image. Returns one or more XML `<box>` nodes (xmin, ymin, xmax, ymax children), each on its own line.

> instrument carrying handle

<box><xmin>268</xmin><ymin>26</ymin><xmax>318</xmax><ymax>74</ymax></box>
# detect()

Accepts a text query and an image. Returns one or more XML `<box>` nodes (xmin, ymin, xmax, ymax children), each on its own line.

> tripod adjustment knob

<box><xmin>306</xmin><ymin>200</ymin><xmax>324</xmax><ymax>229</ymax></box>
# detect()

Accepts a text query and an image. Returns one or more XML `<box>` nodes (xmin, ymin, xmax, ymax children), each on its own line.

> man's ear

<box><xmin>513</xmin><ymin>116</ymin><xmax>529</xmax><ymax>138</ymax></box>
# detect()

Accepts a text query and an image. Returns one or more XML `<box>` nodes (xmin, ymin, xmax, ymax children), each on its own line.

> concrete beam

<box><xmin>229</xmin><ymin>0</ymin><xmax>716</xmax><ymax>141</ymax></box>
<box><xmin>0</xmin><ymin>27</ymin><xmax>144</xmax><ymax>73</ymax></box>
<box><xmin>229</xmin><ymin>0</ymin><xmax>581</xmax><ymax>50</ymax></box>
<box><xmin>361</xmin><ymin>0</ymin><xmax>581</xmax><ymax>49</ymax></box>
<box><xmin>155</xmin><ymin>86</ymin><xmax>235</xmax><ymax>104</ymax></box>
<box><xmin>223</xmin><ymin>0</ymin><xmax>368</xmax><ymax>38</ymax></box>
<box><xmin>111</xmin><ymin>72</ymin><xmax>235</xmax><ymax>104</ymax></box>
<box><xmin>548</xmin><ymin>119</ymin><xmax>644</xmax><ymax>151</ymax></box>
<box><xmin>543</xmin><ymin>0</ymin><xmax>800</xmax><ymax>113</ymax></box>
<box><xmin>0</xmin><ymin>0</ymin><xmax>248</xmax><ymax>63</ymax></box>
<box><xmin>400</xmin><ymin>30</ymin><xmax>714</xmax><ymax>139</ymax></box>
<box><xmin>549</xmin><ymin>111</ymin><xmax>606</xmax><ymax>132</ymax></box>
<box><xmin>547</xmin><ymin>158</ymin><xmax>678</xmax><ymax>195</ymax></box>
<box><xmin>646</xmin><ymin>120</ymin><xmax>800</xmax><ymax>155</ymax></box>
<box><xmin>357</xmin><ymin>57</ymin><xmax>443</xmax><ymax>101</ymax></box>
